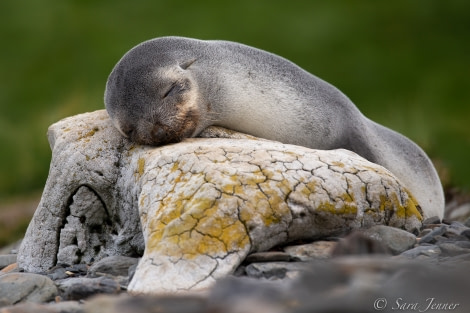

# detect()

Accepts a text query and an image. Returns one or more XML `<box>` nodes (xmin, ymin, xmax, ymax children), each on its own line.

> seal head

<box><xmin>105</xmin><ymin>42</ymin><xmax>203</xmax><ymax>145</ymax></box>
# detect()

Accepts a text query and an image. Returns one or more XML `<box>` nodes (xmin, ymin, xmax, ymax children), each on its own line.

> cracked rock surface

<box><xmin>18</xmin><ymin>110</ymin><xmax>423</xmax><ymax>294</ymax></box>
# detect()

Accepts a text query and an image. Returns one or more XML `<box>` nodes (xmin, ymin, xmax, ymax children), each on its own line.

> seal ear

<box><xmin>180</xmin><ymin>58</ymin><xmax>197</xmax><ymax>70</ymax></box>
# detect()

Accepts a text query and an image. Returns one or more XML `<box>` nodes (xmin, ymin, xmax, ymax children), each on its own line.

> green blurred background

<box><xmin>0</xmin><ymin>0</ymin><xmax>469</xmax><ymax>244</ymax></box>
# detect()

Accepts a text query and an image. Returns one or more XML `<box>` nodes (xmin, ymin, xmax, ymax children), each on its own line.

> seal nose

<box><xmin>151</xmin><ymin>125</ymin><xmax>168</xmax><ymax>144</ymax></box>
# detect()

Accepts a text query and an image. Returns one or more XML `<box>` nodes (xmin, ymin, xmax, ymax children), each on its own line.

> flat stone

<box><xmin>0</xmin><ymin>273</ymin><xmax>57</xmax><ymax>307</ymax></box>
<box><xmin>360</xmin><ymin>225</ymin><xmax>417</xmax><ymax>255</ymax></box>
<box><xmin>0</xmin><ymin>255</ymin><xmax>17</xmax><ymax>270</ymax></box>
<box><xmin>55</xmin><ymin>277</ymin><xmax>121</xmax><ymax>301</ymax></box>
<box><xmin>283</xmin><ymin>241</ymin><xmax>337</xmax><ymax>260</ymax></box>
<box><xmin>88</xmin><ymin>256</ymin><xmax>139</xmax><ymax>278</ymax></box>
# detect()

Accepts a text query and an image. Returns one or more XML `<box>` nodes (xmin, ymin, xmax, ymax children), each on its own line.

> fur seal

<box><xmin>104</xmin><ymin>36</ymin><xmax>444</xmax><ymax>219</ymax></box>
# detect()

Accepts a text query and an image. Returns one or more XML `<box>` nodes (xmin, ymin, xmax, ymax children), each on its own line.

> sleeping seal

<box><xmin>104</xmin><ymin>36</ymin><xmax>444</xmax><ymax>219</ymax></box>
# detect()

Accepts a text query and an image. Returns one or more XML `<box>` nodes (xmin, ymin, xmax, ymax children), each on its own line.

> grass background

<box><xmin>0</xmin><ymin>1</ymin><xmax>469</xmax><ymax>242</ymax></box>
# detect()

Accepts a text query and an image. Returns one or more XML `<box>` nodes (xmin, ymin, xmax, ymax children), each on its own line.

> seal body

<box><xmin>105</xmin><ymin>36</ymin><xmax>444</xmax><ymax>219</ymax></box>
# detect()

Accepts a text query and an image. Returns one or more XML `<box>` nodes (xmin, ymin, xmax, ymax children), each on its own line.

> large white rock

<box><xmin>18</xmin><ymin>110</ymin><xmax>423</xmax><ymax>294</ymax></box>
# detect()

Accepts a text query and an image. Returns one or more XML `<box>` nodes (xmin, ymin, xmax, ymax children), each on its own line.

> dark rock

<box><xmin>0</xmin><ymin>273</ymin><xmax>58</xmax><ymax>307</ymax></box>
<box><xmin>0</xmin><ymin>255</ymin><xmax>17</xmax><ymax>270</ymax></box>
<box><xmin>331</xmin><ymin>231</ymin><xmax>389</xmax><ymax>256</ymax></box>
<box><xmin>67</xmin><ymin>264</ymin><xmax>88</xmax><ymax>276</ymax></box>
<box><xmin>46</xmin><ymin>265</ymin><xmax>69</xmax><ymax>281</ymax></box>
<box><xmin>462</xmin><ymin>229</ymin><xmax>470</xmax><ymax>239</ymax></box>
<box><xmin>244</xmin><ymin>251</ymin><xmax>291</xmax><ymax>264</ymax></box>
<box><xmin>88</xmin><ymin>256</ymin><xmax>139</xmax><ymax>278</ymax></box>
<box><xmin>56</xmin><ymin>277</ymin><xmax>121</xmax><ymax>301</ymax></box>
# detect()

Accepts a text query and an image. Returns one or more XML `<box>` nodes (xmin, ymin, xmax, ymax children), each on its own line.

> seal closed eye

<box><xmin>104</xmin><ymin>36</ymin><xmax>444</xmax><ymax>220</ymax></box>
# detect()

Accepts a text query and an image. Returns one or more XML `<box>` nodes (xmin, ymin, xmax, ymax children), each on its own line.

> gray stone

<box><xmin>283</xmin><ymin>241</ymin><xmax>337</xmax><ymax>261</ymax></box>
<box><xmin>400</xmin><ymin>245</ymin><xmax>441</xmax><ymax>259</ymax></box>
<box><xmin>422</xmin><ymin>215</ymin><xmax>441</xmax><ymax>225</ymax></box>
<box><xmin>0</xmin><ymin>273</ymin><xmax>58</xmax><ymax>307</ymax></box>
<box><xmin>56</xmin><ymin>277</ymin><xmax>121</xmax><ymax>300</ymax></box>
<box><xmin>447</xmin><ymin>221</ymin><xmax>470</xmax><ymax>235</ymax></box>
<box><xmin>361</xmin><ymin>225</ymin><xmax>417</xmax><ymax>255</ymax></box>
<box><xmin>46</xmin><ymin>266</ymin><xmax>69</xmax><ymax>281</ymax></box>
<box><xmin>0</xmin><ymin>255</ymin><xmax>17</xmax><ymax>270</ymax></box>
<box><xmin>419</xmin><ymin>225</ymin><xmax>448</xmax><ymax>244</ymax></box>
<box><xmin>88</xmin><ymin>256</ymin><xmax>139</xmax><ymax>278</ymax></box>
<box><xmin>438</xmin><ymin>242</ymin><xmax>470</xmax><ymax>257</ymax></box>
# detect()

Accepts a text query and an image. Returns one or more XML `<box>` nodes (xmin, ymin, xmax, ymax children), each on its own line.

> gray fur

<box><xmin>105</xmin><ymin>36</ymin><xmax>444</xmax><ymax>219</ymax></box>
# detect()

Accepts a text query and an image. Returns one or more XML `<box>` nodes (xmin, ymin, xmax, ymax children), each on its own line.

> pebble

<box><xmin>1</xmin><ymin>217</ymin><xmax>470</xmax><ymax>312</ymax></box>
